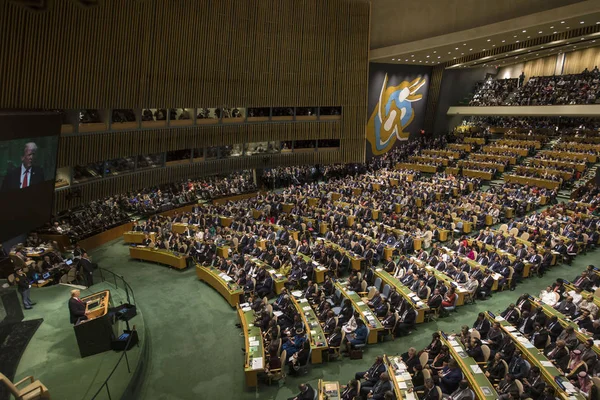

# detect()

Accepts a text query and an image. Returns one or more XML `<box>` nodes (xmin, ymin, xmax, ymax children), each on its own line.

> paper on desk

<box><xmin>291</xmin><ymin>291</ymin><xmax>303</xmax><ymax>297</ymax></box>
<box><xmin>398</xmin><ymin>381</ymin><xmax>407</xmax><ymax>389</ymax></box>
<box><xmin>299</xmin><ymin>298</ymin><xmax>308</xmax><ymax>303</ymax></box>
<box><xmin>541</xmin><ymin>361</ymin><xmax>554</xmax><ymax>367</ymax></box>
<box><xmin>495</xmin><ymin>316</ymin><xmax>505</xmax><ymax>321</ymax></box>
<box><xmin>470</xmin><ymin>365</ymin><xmax>483</xmax><ymax>374</ymax></box>
<box><xmin>402</xmin><ymin>372</ymin><xmax>411</xmax><ymax>380</ymax></box>
<box><xmin>310</xmin><ymin>330</ymin><xmax>317</xmax><ymax>335</ymax></box>
<box><xmin>404</xmin><ymin>391</ymin><xmax>416</xmax><ymax>400</ymax></box>
<box><xmin>505</xmin><ymin>325</ymin><xmax>516</xmax><ymax>332</ymax></box>
<box><xmin>249</xmin><ymin>340</ymin><xmax>260</xmax><ymax>347</ymax></box>
<box><xmin>242</xmin><ymin>307</ymin><xmax>252</xmax><ymax>312</ymax></box>
<box><xmin>221</xmin><ymin>274</ymin><xmax>233</xmax><ymax>282</ymax></box>
<box><xmin>251</xmin><ymin>357</ymin><xmax>263</xmax><ymax>370</ymax></box>
<box><xmin>303</xmin><ymin>306</ymin><xmax>312</xmax><ymax>311</ymax></box>
<box><xmin>356</xmin><ymin>301</ymin><xmax>365</xmax><ymax>306</ymax></box>
<box><xmin>240</xmin><ymin>303</ymin><xmax>249</xmax><ymax>308</ymax></box>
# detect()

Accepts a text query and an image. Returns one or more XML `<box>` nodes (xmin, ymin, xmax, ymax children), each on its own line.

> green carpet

<box><xmin>87</xmin><ymin>240</ymin><xmax>598</xmax><ymax>400</ymax></box>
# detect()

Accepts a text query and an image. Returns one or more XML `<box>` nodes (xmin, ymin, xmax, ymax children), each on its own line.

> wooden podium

<box><xmin>74</xmin><ymin>290</ymin><xmax>116</xmax><ymax>358</ymax></box>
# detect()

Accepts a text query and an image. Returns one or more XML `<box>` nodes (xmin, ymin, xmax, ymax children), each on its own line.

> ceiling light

<box><xmin>522</xmin><ymin>30</ymin><xmax>526</xmax><ymax>33</ymax></box>
<box><xmin>426</xmin><ymin>55</ymin><xmax>430</xmax><ymax>58</ymax></box>
<box><xmin>541</xmin><ymin>46</ymin><xmax>544</xmax><ymax>48</ymax></box>
<box><xmin>538</xmin><ymin>31</ymin><xmax>543</xmax><ymax>34</ymax></box>
<box><xmin>448</xmin><ymin>51</ymin><xmax>451</xmax><ymax>54</ymax></box>
<box><xmin>426</xmin><ymin>61</ymin><xmax>429</xmax><ymax>63</ymax></box>
<box><xmin>514</xmin><ymin>35</ymin><xmax>517</xmax><ymax>38</ymax></box>
<box><xmin>411</xmin><ymin>54</ymin><xmax>414</xmax><ymax>57</ymax></box>
<box><xmin>437</xmin><ymin>56</ymin><xmax>440</xmax><ymax>58</ymax></box>
<box><xmin>502</xmin><ymin>40</ymin><xmax>505</xmax><ymax>43</ymax></box>
<box><xmin>516</xmin><ymin>41</ymin><xmax>519</xmax><ymax>43</ymax></box>
<box><xmin>561</xmin><ymin>21</ymin><xmax>565</xmax><ymax>24</ymax></box>
<box><xmin>482</xmin><ymin>48</ymin><xmax>486</xmax><ymax>51</ymax></box>
<box><xmin>581</xmin><ymin>37</ymin><xmax>584</xmax><ymax>40</ymax></box>
<box><xmin>553</xmin><ymin>31</ymin><xmax>557</xmax><ymax>34</ymax></box>
<box><xmin>469</xmin><ymin>48</ymin><xmax>473</xmax><ymax>51</ymax></box>
<box><xmin>405</xmin><ymin>59</ymin><xmax>408</xmax><ymax>61</ymax></box>
<box><xmin>455</xmin><ymin>47</ymin><xmax>459</xmax><ymax>50</ymax></box>
<box><xmin>419</xmin><ymin>60</ymin><xmax>422</xmax><ymax>62</ymax></box>
<box><xmin>453</xmin><ymin>57</ymin><xmax>456</xmax><ymax>60</ymax></box>
<box><xmin>527</xmin><ymin>36</ymin><xmax>530</xmax><ymax>38</ymax></box>
<box><xmin>461</xmin><ymin>53</ymin><xmax>464</xmax><ymax>55</ymax></box>
<box><xmin>392</xmin><ymin>58</ymin><xmax>395</xmax><ymax>60</ymax></box>
<box><xmin>487</xmin><ymin>39</ymin><xmax>491</xmax><ymax>42</ymax></box>
<box><xmin>536</xmin><ymin>53</ymin><xmax>539</xmax><ymax>55</ymax></box>
<box><xmin>566</xmin><ymin>27</ymin><xmax>570</xmax><ymax>29</ymax></box>
<box><xmin>463</xmin><ymin>43</ymin><xmax>466</xmax><ymax>46</ymax></box>
<box><xmin>580</xmin><ymin>21</ymin><xmax>585</xmax><ymax>24</ymax></box>
<box><xmin>550</xmin><ymin>26</ymin><xmax>554</xmax><ymax>28</ymax></box>
<box><xmin>433</xmin><ymin>51</ymin><xmax>437</xmax><ymax>53</ymax></box>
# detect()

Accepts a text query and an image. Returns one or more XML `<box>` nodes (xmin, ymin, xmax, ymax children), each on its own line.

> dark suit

<box><xmin>1</xmin><ymin>165</ymin><xmax>44</xmax><ymax>191</ymax></box>
<box><xmin>288</xmin><ymin>384</ymin><xmax>315</xmax><ymax>400</ymax></box>
<box><xmin>79</xmin><ymin>258</ymin><xmax>95</xmax><ymax>287</ymax></box>
<box><xmin>68</xmin><ymin>297</ymin><xmax>87</xmax><ymax>324</ymax></box>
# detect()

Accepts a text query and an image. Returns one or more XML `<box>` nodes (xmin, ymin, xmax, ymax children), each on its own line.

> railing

<box><xmin>89</xmin><ymin>267</ymin><xmax>139</xmax><ymax>400</ymax></box>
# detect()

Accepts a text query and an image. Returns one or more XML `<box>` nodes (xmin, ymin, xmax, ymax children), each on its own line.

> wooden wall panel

<box><xmin>0</xmin><ymin>0</ymin><xmax>369</xmax><ymax>212</ymax></box>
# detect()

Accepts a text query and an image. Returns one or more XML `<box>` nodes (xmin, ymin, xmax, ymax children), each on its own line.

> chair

<box><xmin>500</xmin><ymin>267</ymin><xmax>514</xmax><ymax>291</ymax></box>
<box><xmin>499</xmin><ymin>224</ymin><xmax>508</xmax><ymax>233</ymax></box>
<box><xmin>370</xmin><ymin>277</ymin><xmax>382</xmax><ymax>292</ymax></box>
<box><xmin>266</xmin><ymin>349</ymin><xmax>286</xmax><ymax>385</ymax></box>
<box><xmin>0</xmin><ymin>373</ymin><xmax>50</xmax><ymax>399</ymax></box>
<box><xmin>7</xmin><ymin>274</ymin><xmax>15</xmax><ymax>285</ymax></box>
<box><xmin>509</xmin><ymin>228</ymin><xmax>519</xmax><ymax>237</ymax></box>
<box><xmin>470</xmin><ymin>330</ymin><xmax>480</xmax><ymax>339</ymax></box>
<box><xmin>479</xmin><ymin>345</ymin><xmax>491</xmax><ymax>364</ymax></box>
<box><xmin>514</xmin><ymin>379</ymin><xmax>524</xmax><ymax>395</ymax></box>
<box><xmin>419</xmin><ymin>351</ymin><xmax>429</xmax><ymax>368</ymax></box>
<box><xmin>326</xmin><ymin>331</ymin><xmax>345</xmax><ymax>361</ymax></box>
<box><xmin>381</xmin><ymin>284</ymin><xmax>391</xmax><ymax>299</ymax></box>
<box><xmin>443</xmin><ymin>293</ymin><xmax>459</xmax><ymax>313</ymax></box>
<box><xmin>520</xmin><ymin>232</ymin><xmax>530</xmax><ymax>241</ymax></box>
<box><xmin>360</xmin><ymin>286</ymin><xmax>376</xmax><ymax>301</ymax></box>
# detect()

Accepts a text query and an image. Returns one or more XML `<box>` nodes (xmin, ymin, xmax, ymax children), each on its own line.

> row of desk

<box><xmin>504</xmin><ymin>174</ymin><xmax>561</xmax><ymax>190</ymax></box>
<box><xmin>484</xmin><ymin>312</ymin><xmax>587</xmax><ymax>400</ymax></box>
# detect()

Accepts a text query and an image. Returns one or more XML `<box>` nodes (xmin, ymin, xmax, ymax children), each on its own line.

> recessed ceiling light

<box><xmin>492</xmin><ymin>44</ymin><xmax>496</xmax><ymax>47</ymax></box>
<box><xmin>453</xmin><ymin>57</ymin><xmax>456</xmax><ymax>60</ymax></box>
<box><xmin>461</xmin><ymin>53</ymin><xmax>464</xmax><ymax>55</ymax></box>
<box><xmin>405</xmin><ymin>59</ymin><xmax>408</xmax><ymax>61</ymax></box>
<box><xmin>580</xmin><ymin>21</ymin><xmax>585</xmax><ymax>24</ymax></box>
<box><xmin>411</xmin><ymin>54</ymin><xmax>414</xmax><ymax>57</ymax></box>
<box><xmin>514</xmin><ymin>35</ymin><xmax>517</xmax><ymax>38</ymax></box>
<box><xmin>487</xmin><ymin>39</ymin><xmax>491</xmax><ymax>42</ymax></box>
<box><xmin>541</xmin><ymin>46</ymin><xmax>544</xmax><ymax>48</ymax></box>
<box><xmin>482</xmin><ymin>48</ymin><xmax>486</xmax><ymax>51</ymax></box>
<box><xmin>516</xmin><ymin>41</ymin><xmax>519</xmax><ymax>43</ymax></box>
<box><xmin>550</xmin><ymin>26</ymin><xmax>554</xmax><ymax>28</ymax></box>
<box><xmin>433</xmin><ymin>51</ymin><xmax>437</xmax><ymax>53</ymax></box>
<box><xmin>426</xmin><ymin>55</ymin><xmax>430</xmax><ymax>58</ymax></box>
<box><xmin>553</xmin><ymin>31</ymin><xmax>557</xmax><ymax>34</ymax></box>
<box><xmin>437</xmin><ymin>56</ymin><xmax>441</xmax><ymax>58</ymax></box>
<box><xmin>522</xmin><ymin>30</ymin><xmax>526</xmax><ymax>33</ymax></box>
<box><xmin>455</xmin><ymin>47</ymin><xmax>459</xmax><ymax>50</ymax></box>
<box><xmin>581</xmin><ymin>37</ymin><xmax>584</xmax><ymax>40</ymax></box>
<box><xmin>469</xmin><ymin>48</ymin><xmax>473</xmax><ymax>51</ymax></box>
<box><xmin>412</xmin><ymin>60</ymin><xmax>415</xmax><ymax>62</ymax></box>
<box><xmin>538</xmin><ymin>31</ymin><xmax>543</xmax><ymax>34</ymax></box>
<box><xmin>419</xmin><ymin>60</ymin><xmax>422</xmax><ymax>62</ymax></box>
<box><xmin>502</xmin><ymin>40</ymin><xmax>505</xmax><ymax>43</ymax></box>
<box><xmin>561</xmin><ymin>21</ymin><xmax>565</xmax><ymax>24</ymax></box>
<box><xmin>593</xmin><ymin>40</ymin><xmax>596</xmax><ymax>43</ymax></box>
<box><xmin>448</xmin><ymin>51</ymin><xmax>451</xmax><ymax>54</ymax></box>
<box><xmin>527</xmin><ymin>36</ymin><xmax>530</xmax><ymax>38</ymax></box>
<box><xmin>536</xmin><ymin>53</ymin><xmax>539</xmax><ymax>55</ymax></box>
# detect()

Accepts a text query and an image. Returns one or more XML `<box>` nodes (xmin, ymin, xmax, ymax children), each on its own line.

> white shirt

<box><xmin>540</xmin><ymin>290</ymin><xmax>558</xmax><ymax>306</ymax></box>
<box><xmin>20</xmin><ymin>164</ymin><xmax>30</xmax><ymax>188</ymax></box>
<box><xmin>568</xmin><ymin>290</ymin><xmax>583</xmax><ymax>305</ymax></box>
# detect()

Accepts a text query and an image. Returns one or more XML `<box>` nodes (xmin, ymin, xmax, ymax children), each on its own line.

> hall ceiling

<box><xmin>370</xmin><ymin>4</ymin><xmax>600</xmax><ymax>69</ymax></box>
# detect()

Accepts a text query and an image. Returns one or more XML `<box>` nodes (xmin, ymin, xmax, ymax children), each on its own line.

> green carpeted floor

<box><xmin>87</xmin><ymin>239</ymin><xmax>598</xmax><ymax>400</ymax></box>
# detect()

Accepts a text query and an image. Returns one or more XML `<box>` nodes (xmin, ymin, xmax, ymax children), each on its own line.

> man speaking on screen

<box><xmin>1</xmin><ymin>142</ymin><xmax>45</xmax><ymax>191</ymax></box>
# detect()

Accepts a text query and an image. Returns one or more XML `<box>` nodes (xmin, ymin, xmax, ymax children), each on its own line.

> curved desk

<box><xmin>123</xmin><ymin>231</ymin><xmax>156</xmax><ymax>244</ymax></box>
<box><xmin>237</xmin><ymin>305</ymin><xmax>264</xmax><ymax>387</ymax></box>
<box><xmin>196</xmin><ymin>265</ymin><xmax>243</xmax><ymax>307</ymax></box>
<box><xmin>129</xmin><ymin>247</ymin><xmax>187</xmax><ymax>269</ymax></box>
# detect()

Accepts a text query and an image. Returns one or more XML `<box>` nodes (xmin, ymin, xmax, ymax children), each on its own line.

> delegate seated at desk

<box><xmin>69</xmin><ymin>289</ymin><xmax>88</xmax><ymax>324</ymax></box>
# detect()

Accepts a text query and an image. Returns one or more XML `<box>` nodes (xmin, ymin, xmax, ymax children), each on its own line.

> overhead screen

<box><xmin>0</xmin><ymin>112</ymin><xmax>61</xmax><ymax>241</ymax></box>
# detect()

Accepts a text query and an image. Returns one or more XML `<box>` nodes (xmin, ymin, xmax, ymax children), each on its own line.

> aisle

<box><xmin>92</xmin><ymin>239</ymin><xmax>598</xmax><ymax>400</ymax></box>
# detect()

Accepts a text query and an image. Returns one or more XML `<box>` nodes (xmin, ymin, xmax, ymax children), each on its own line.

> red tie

<box><xmin>22</xmin><ymin>169</ymin><xmax>29</xmax><ymax>188</ymax></box>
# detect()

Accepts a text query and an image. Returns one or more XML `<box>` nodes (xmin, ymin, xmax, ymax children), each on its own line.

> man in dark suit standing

<box><xmin>1</xmin><ymin>142</ymin><xmax>45</xmax><ymax>191</ymax></box>
<box><xmin>69</xmin><ymin>289</ymin><xmax>87</xmax><ymax>324</ymax></box>
<box><xmin>79</xmin><ymin>252</ymin><xmax>95</xmax><ymax>288</ymax></box>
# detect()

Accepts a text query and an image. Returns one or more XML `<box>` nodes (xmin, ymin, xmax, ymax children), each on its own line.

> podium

<box><xmin>74</xmin><ymin>290</ymin><xmax>115</xmax><ymax>358</ymax></box>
